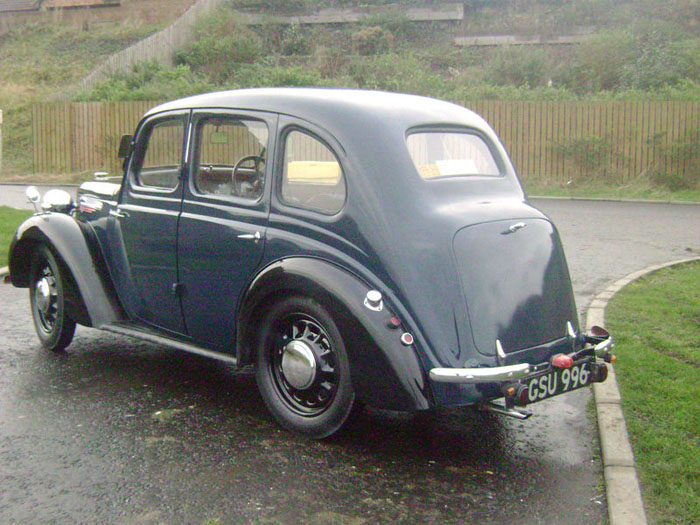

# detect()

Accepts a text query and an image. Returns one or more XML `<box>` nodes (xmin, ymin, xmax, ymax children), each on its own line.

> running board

<box><xmin>478</xmin><ymin>401</ymin><xmax>532</xmax><ymax>420</ymax></box>
<box><xmin>102</xmin><ymin>324</ymin><xmax>238</xmax><ymax>366</ymax></box>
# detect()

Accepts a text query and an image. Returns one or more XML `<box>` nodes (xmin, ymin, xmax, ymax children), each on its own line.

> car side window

<box><xmin>134</xmin><ymin>117</ymin><xmax>186</xmax><ymax>190</ymax></box>
<box><xmin>193</xmin><ymin>117</ymin><xmax>268</xmax><ymax>200</ymax></box>
<box><xmin>281</xmin><ymin>130</ymin><xmax>346</xmax><ymax>215</ymax></box>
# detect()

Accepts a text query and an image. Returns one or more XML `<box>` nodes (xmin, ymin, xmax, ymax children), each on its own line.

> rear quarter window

<box><xmin>280</xmin><ymin>130</ymin><xmax>346</xmax><ymax>215</ymax></box>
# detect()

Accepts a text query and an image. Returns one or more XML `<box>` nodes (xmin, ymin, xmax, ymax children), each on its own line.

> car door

<box><xmin>177</xmin><ymin>110</ymin><xmax>276</xmax><ymax>350</ymax></box>
<box><xmin>106</xmin><ymin>110</ymin><xmax>189</xmax><ymax>334</ymax></box>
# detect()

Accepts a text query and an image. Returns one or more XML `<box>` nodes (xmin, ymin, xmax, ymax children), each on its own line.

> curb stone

<box><xmin>587</xmin><ymin>256</ymin><xmax>700</xmax><ymax>525</ymax></box>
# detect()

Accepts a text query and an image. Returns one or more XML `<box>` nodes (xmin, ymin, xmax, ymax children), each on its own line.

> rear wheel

<box><xmin>255</xmin><ymin>296</ymin><xmax>355</xmax><ymax>439</ymax></box>
<box><xmin>29</xmin><ymin>245</ymin><xmax>76</xmax><ymax>352</ymax></box>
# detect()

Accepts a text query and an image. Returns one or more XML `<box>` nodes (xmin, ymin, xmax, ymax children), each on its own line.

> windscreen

<box><xmin>407</xmin><ymin>131</ymin><xmax>502</xmax><ymax>179</ymax></box>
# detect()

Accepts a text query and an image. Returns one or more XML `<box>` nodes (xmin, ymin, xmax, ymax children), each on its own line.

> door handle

<box><xmin>237</xmin><ymin>231</ymin><xmax>261</xmax><ymax>242</ymax></box>
<box><xmin>109</xmin><ymin>208</ymin><xmax>129</xmax><ymax>218</ymax></box>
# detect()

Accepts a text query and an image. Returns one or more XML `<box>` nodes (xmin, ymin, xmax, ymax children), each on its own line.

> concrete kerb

<box><xmin>587</xmin><ymin>256</ymin><xmax>700</xmax><ymax>525</ymax></box>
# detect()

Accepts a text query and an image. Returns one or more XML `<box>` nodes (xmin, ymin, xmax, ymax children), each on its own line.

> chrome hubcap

<box><xmin>35</xmin><ymin>277</ymin><xmax>52</xmax><ymax>314</ymax></box>
<box><xmin>281</xmin><ymin>340</ymin><xmax>317</xmax><ymax>390</ymax></box>
<box><xmin>270</xmin><ymin>314</ymin><xmax>339</xmax><ymax>416</ymax></box>
<box><xmin>33</xmin><ymin>266</ymin><xmax>58</xmax><ymax>333</ymax></box>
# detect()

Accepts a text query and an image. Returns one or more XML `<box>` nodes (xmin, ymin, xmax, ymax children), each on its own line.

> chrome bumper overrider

<box><xmin>429</xmin><ymin>363</ymin><xmax>532</xmax><ymax>384</ymax></box>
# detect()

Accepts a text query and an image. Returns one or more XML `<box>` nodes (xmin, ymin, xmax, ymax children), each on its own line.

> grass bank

<box><xmin>0</xmin><ymin>206</ymin><xmax>33</xmax><ymax>268</ymax></box>
<box><xmin>605</xmin><ymin>261</ymin><xmax>700</xmax><ymax>524</ymax></box>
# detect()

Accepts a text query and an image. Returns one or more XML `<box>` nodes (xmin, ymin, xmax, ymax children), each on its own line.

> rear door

<box><xmin>177</xmin><ymin>110</ymin><xmax>276</xmax><ymax>350</ymax></box>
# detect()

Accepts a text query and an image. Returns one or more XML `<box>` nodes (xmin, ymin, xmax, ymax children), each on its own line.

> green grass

<box><xmin>524</xmin><ymin>180</ymin><xmax>700</xmax><ymax>202</ymax></box>
<box><xmin>0</xmin><ymin>206</ymin><xmax>33</xmax><ymax>268</ymax></box>
<box><xmin>605</xmin><ymin>261</ymin><xmax>700</xmax><ymax>524</ymax></box>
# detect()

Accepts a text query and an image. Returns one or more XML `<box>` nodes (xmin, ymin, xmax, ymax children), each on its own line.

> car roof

<box><xmin>145</xmin><ymin>88</ymin><xmax>489</xmax><ymax>133</ymax></box>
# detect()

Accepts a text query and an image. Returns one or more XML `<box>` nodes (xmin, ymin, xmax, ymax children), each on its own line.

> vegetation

<box><xmin>1</xmin><ymin>0</ymin><xmax>700</xmax><ymax>196</ymax></box>
<box><xmin>606</xmin><ymin>261</ymin><xmax>700</xmax><ymax>524</ymax></box>
<box><xmin>0</xmin><ymin>206</ymin><xmax>33</xmax><ymax>267</ymax></box>
<box><xmin>79</xmin><ymin>0</ymin><xmax>700</xmax><ymax>103</ymax></box>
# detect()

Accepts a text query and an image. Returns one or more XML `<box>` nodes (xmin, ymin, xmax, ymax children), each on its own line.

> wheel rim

<box><xmin>269</xmin><ymin>314</ymin><xmax>339</xmax><ymax>417</ymax></box>
<box><xmin>33</xmin><ymin>264</ymin><xmax>59</xmax><ymax>334</ymax></box>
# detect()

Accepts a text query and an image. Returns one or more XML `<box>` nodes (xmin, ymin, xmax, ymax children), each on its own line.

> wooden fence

<box><xmin>32</xmin><ymin>101</ymin><xmax>155</xmax><ymax>175</ymax></box>
<box><xmin>32</xmin><ymin>100</ymin><xmax>700</xmax><ymax>184</ymax></box>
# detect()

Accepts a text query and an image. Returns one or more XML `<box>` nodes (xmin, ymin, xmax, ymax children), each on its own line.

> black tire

<box><xmin>255</xmin><ymin>296</ymin><xmax>355</xmax><ymax>439</ymax></box>
<box><xmin>29</xmin><ymin>244</ymin><xmax>76</xmax><ymax>352</ymax></box>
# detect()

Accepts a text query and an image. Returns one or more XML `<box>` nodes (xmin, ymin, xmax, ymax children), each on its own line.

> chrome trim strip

<box><xmin>429</xmin><ymin>363</ymin><xmax>531</xmax><ymax>384</ymax></box>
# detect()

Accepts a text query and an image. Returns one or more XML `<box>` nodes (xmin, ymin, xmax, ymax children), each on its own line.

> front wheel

<box><xmin>29</xmin><ymin>244</ymin><xmax>76</xmax><ymax>352</ymax></box>
<box><xmin>255</xmin><ymin>296</ymin><xmax>355</xmax><ymax>439</ymax></box>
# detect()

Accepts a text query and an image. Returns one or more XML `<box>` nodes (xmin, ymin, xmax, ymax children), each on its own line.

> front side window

<box><xmin>135</xmin><ymin>117</ymin><xmax>186</xmax><ymax>189</ymax></box>
<box><xmin>194</xmin><ymin>117</ymin><xmax>268</xmax><ymax>200</ymax></box>
<box><xmin>407</xmin><ymin>131</ymin><xmax>502</xmax><ymax>179</ymax></box>
<box><xmin>280</xmin><ymin>130</ymin><xmax>345</xmax><ymax>215</ymax></box>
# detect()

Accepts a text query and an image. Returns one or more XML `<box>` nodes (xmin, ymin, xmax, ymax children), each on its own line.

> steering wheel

<box><xmin>232</xmin><ymin>155</ymin><xmax>262</xmax><ymax>197</ymax></box>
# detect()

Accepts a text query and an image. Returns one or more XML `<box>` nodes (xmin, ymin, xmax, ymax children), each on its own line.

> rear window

<box><xmin>407</xmin><ymin>131</ymin><xmax>502</xmax><ymax>179</ymax></box>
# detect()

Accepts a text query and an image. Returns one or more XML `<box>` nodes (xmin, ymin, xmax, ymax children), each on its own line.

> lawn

<box><xmin>605</xmin><ymin>261</ymin><xmax>700</xmax><ymax>524</ymax></box>
<box><xmin>0</xmin><ymin>206</ymin><xmax>33</xmax><ymax>268</ymax></box>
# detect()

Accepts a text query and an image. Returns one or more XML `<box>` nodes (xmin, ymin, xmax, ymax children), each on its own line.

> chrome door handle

<box><xmin>237</xmin><ymin>231</ymin><xmax>261</xmax><ymax>241</ymax></box>
<box><xmin>109</xmin><ymin>208</ymin><xmax>129</xmax><ymax>218</ymax></box>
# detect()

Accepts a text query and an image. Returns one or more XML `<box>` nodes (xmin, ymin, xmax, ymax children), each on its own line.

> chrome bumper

<box><xmin>429</xmin><ymin>327</ymin><xmax>614</xmax><ymax>385</ymax></box>
<box><xmin>429</xmin><ymin>363</ymin><xmax>532</xmax><ymax>384</ymax></box>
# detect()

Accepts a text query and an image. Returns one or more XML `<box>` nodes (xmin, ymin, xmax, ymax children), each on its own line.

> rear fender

<box><xmin>237</xmin><ymin>257</ymin><xmax>432</xmax><ymax>411</ymax></box>
<box><xmin>9</xmin><ymin>213</ymin><xmax>125</xmax><ymax>328</ymax></box>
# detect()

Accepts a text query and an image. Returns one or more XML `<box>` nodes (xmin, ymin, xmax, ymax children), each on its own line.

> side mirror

<box><xmin>118</xmin><ymin>134</ymin><xmax>133</xmax><ymax>159</ymax></box>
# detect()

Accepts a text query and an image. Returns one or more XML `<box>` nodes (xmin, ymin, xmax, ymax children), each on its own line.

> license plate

<box><xmin>524</xmin><ymin>361</ymin><xmax>592</xmax><ymax>404</ymax></box>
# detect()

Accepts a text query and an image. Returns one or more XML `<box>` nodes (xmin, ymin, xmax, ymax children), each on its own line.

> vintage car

<box><xmin>8</xmin><ymin>88</ymin><xmax>614</xmax><ymax>438</ymax></box>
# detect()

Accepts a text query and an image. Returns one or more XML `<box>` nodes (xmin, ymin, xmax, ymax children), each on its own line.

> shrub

<box><xmin>486</xmin><ymin>46</ymin><xmax>549</xmax><ymax>88</ymax></box>
<box><xmin>648</xmin><ymin>130</ymin><xmax>700</xmax><ymax>190</ymax></box>
<box><xmin>76</xmin><ymin>61</ymin><xmax>214</xmax><ymax>101</ymax></box>
<box><xmin>280</xmin><ymin>23</ymin><xmax>313</xmax><ymax>55</ymax></box>
<box><xmin>554</xmin><ymin>135</ymin><xmax>614</xmax><ymax>182</ymax></box>
<box><xmin>173</xmin><ymin>10</ymin><xmax>264</xmax><ymax>82</ymax></box>
<box><xmin>555</xmin><ymin>31</ymin><xmax>636</xmax><ymax>93</ymax></box>
<box><xmin>345</xmin><ymin>53</ymin><xmax>446</xmax><ymax>95</ymax></box>
<box><xmin>351</xmin><ymin>26</ymin><xmax>394</xmax><ymax>56</ymax></box>
<box><xmin>621</xmin><ymin>29</ymin><xmax>684</xmax><ymax>90</ymax></box>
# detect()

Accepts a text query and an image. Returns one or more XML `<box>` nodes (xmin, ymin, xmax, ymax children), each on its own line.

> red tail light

<box><xmin>551</xmin><ymin>354</ymin><xmax>573</xmax><ymax>369</ymax></box>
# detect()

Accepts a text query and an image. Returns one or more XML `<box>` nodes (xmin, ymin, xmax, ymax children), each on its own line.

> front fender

<box><xmin>9</xmin><ymin>213</ymin><xmax>125</xmax><ymax>328</ymax></box>
<box><xmin>237</xmin><ymin>258</ymin><xmax>433</xmax><ymax>411</ymax></box>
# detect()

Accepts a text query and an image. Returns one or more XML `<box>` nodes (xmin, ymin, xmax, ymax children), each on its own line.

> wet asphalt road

<box><xmin>1</xmin><ymin>198</ymin><xmax>699</xmax><ymax>524</ymax></box>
